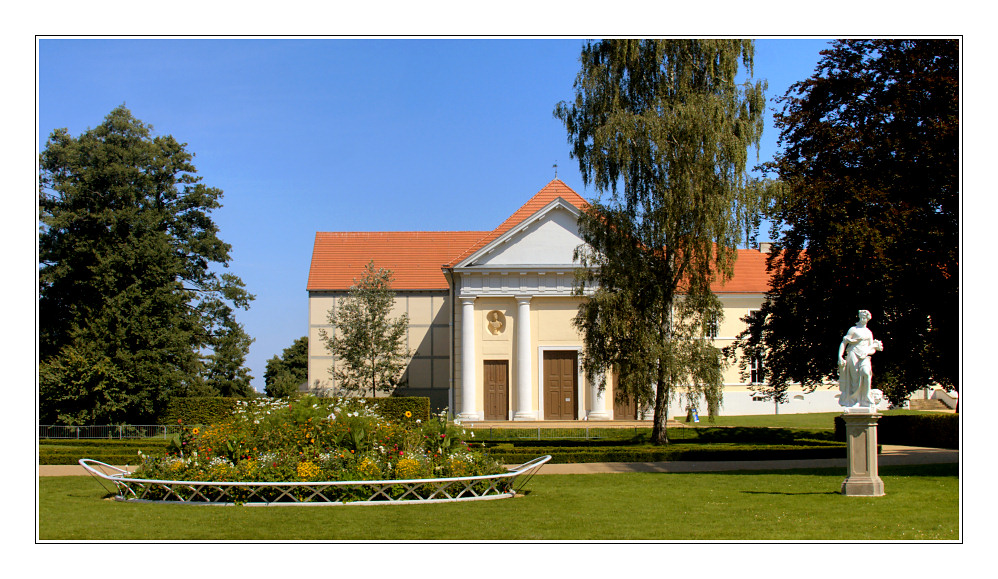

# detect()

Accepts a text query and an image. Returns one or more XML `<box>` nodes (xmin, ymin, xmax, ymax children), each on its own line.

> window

<box><xmin>750</xmin><ymin>355</ymin><xmax>765</xmax><ymax>384</ymax></box>
<box><xmin>705</xmin><ymin>317</ymin><xmax>719</xmax><ymax>339</ymax></box>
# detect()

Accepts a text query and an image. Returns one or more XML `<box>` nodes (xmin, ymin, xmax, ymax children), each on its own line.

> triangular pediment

<box><xmin>456</xmin><ymin>198</ymin><xmax>583</xmax><ymax>268</ymax></box>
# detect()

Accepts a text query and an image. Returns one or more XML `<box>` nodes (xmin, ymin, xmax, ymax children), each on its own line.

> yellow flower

<box><xmin>395</xmin><ymin>458</ymin><xmax>421</xmax><ymax>479</ymax></box>
<box><xmin>191</xmin><ymin>427</ymin><xmax>200</xmax><ymax>435</ymax></box>
<box><xmin>297</xmin><ymin>460</ymin><xmax>322</xmax><ymax>481</ymax></box>
<box><xmin>405</xmin><ymin>411</ymin><xmax>412</xmax><ymax>418</ymax></box>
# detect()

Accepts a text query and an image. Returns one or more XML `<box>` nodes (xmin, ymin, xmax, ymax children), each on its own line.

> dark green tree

<box><xmin>320</xmin><ymin>262</ymin><xmax>410</xmax><ymax>397</ymax></box>
<box><xmin>264</xmin><ymin>336</ymin><xmax>309</xmax><ymax>398</ymax></box>
<box><xmin>39</xmin><ymin>106</ymin><xmax>254</xmax><ymax>424</ymax></box>
<box><xmin>730</xmin><ymin>40</ymin><xmax>958</xmax><ymax>407</ymax></box>
<box><xmin>202</xmin><ymin>318</ymin><xmax>256</xmax><ymax>397</ymax></box>
<box><xmin>556</xmin><ymin>40</ymin><xmax>767</xmax><ymax>443</ymax></box>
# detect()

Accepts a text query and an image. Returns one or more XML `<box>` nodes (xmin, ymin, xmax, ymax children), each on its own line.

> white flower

<box><xmin>471</xmin><ymin>432</ymin><xmax>475</xmax><ymax>438</ymax></box>
<box><xmin>416</xmin><ymin>419</ymin><xmax>421</xmax><ymax>424</ymax></box>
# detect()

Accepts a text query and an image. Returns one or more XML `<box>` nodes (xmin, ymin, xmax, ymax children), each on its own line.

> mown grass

<box><xmin>38</xmin><ymin>463</ymin><xmax>959</xmax><ymax>541</ymax></box>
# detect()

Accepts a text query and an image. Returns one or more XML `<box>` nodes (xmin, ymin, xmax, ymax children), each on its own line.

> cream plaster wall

<box><xmin>307</xmin><ymin>291</ymin><xmax>451</xmax><ymax>409</ymax></box>
<box><xmin>310</xmin><ymin>285</ymin><xmax>824</xmax><ymax>417</ymax></box>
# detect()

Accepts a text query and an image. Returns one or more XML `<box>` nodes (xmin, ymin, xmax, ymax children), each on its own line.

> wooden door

<box><xmin>612</xmin><ymin>371</ymin><xmax>638</xmax><ymax>420</ymax></box>
<box><xmin>544</xmin><ymin>351</ymin><xmax>577</xmax><ymax>420</ymax></box>
<box><xmin>483</xmin><ymin>360</ymin><xmax>509</xmax><ymax>421</ymax></box>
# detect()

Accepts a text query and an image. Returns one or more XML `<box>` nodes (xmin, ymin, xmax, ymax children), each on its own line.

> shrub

<box><xmin>834</xmin><ymin>413</ymin><xmax>958</xmax><ymax>449</ymax></box>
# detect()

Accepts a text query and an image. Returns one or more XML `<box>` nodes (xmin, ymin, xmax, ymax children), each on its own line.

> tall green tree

<box><xmin>556</xmin><ymin>39</ymin><xmax>766</xmax><ymax>443</ymax></box>
<box><xmin>39</xmin><ymin>106</ymin><xmax>254</xmax><ymax>424</ymax></box>
<box><xmin>320</xmin><ymin>262</ymin><xmax>411</xmax><ymax>397</ymax></box>
<box><xmin>202</xmin><ymin>319</ymin><xmax>256</xmax><ymax>398</ymax></box>
<box><xmin>264</xmin><ymin>336</ymin><xmax>309</xmax><ymax>398</ymax></box>
<box><xmin>731</xmin><ymin>40</ymin><xmax>958</xmax><ymax>406</ymax></box>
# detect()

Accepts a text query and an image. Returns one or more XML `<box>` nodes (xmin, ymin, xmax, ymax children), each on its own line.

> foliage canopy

<box><xmin>730</xmin><ymin>39</ymin><xmax>959</xmax><ymax>406</ymax></box>
<box><xmin>264</xmin><ymin>336</ymin><xmax>309</xmax><ymax>398</ymax></box>
<box><xmin>39</xmin><ymin>106</ymin><xmax>254</xmax><ymax>424</ymax></box>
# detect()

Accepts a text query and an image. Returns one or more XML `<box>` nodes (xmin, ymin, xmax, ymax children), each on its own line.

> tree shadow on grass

<box><xmin>683</xmin><ymin>463</ymin><xmax>958</xmax><ymax>478</ymax></box>
<box><xmin>740</xmin><ymin>490</ymin><xmax>841</xmax><ymax>496</ymax></box>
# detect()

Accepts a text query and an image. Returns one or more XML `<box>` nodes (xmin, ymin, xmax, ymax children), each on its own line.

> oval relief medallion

<box><xmin>487</xmin><ymin>310</ymin><xmax>506</xmax><ymax>335</ymax></box>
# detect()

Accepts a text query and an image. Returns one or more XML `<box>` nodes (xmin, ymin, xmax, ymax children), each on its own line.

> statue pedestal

<box><xmin>840</xmin><ymin>412</ymin><xmax>885</xmax><ymax>496</ymax></box>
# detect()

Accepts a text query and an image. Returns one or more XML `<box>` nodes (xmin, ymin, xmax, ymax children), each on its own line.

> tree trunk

<box><xmin>650</xmin><ymin>361</ymin><xmax>671</xmax><ymax>445</ymax></box>
<box><xmin>650</xmin><ymin>281</ymin><xmax>674</xmax><ymax>445</ymax></box>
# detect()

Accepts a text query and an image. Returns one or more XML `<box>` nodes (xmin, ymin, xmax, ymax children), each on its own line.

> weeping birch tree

<box><xmin>555</xmin><ymin>39</ymin><xmax>767</xmax><ymax>444</ymax></box>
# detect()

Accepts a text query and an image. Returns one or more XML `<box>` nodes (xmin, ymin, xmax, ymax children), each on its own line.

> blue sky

<box><xmin>38</xmin><ymin>38</ymin><xmax>833</xmax><ymax>392</ymax></box>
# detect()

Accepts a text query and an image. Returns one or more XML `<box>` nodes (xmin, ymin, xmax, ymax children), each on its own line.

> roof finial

<box><xmin>553</xmin><ymin>161</ymin><xmax>558</xmax><ymax>179</ymax></box>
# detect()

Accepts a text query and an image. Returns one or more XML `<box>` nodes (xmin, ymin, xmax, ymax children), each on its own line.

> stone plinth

<box><xmin>840</xmin><ymin>412</ymin><xmax>885</xmax><ymax>496</ymax></box>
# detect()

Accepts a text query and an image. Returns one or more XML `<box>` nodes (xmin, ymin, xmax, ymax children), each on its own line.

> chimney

<box><xmin>759</xmin><ymin>242</ymin><xmax>773</xmax><ymax>254</ymax></box>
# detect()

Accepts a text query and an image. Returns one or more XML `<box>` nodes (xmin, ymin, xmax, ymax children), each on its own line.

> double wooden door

<box><xmin>544</xmin><ymin>351</ymin><xmax>577</xmax><ymax>420</ymax></box>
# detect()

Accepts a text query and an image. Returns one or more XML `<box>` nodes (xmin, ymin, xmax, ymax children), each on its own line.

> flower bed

<box><xmin>79</xmin><ymin>396</ymin><xmax>549</xmax><ymax>505</ymax></box>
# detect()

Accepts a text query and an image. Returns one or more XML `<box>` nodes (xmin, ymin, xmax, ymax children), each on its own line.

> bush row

<box><xmin>160</xmin><ymin>396</ymin><xmax>431</xmax><ymax>426</ymax></box>
<box><xmin>39</xmin><ymin>439</ymin><xmax>172</xmax><ymax>448</ymax></box>
<box><xmin>483</xmin><ymin>427</ymin><xmax>839</xmax><ymax>448</ymax></box>
<box><xmin>834</xmin><ymin>414</ymin><xmax>958</xmax><ymax>449</ymax></box>
<box><xmin>39</xmin><ymin>439</ymin><xmax>171</xmax><ymax>465</ymax></box>
<box><xmin>487</xmin><ymin>443</ymin><xmax>849</xmax><ymax>465</ymax></box>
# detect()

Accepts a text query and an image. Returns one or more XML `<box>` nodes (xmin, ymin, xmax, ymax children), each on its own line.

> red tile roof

<box><xmin>713</xmin><ymin>249</ymin><xmax>771</xmax><ymax>293</ymax></box>
<box><xmin>307</xmin><ymin>179</ymin><xmax>771</xmax><ymax>293</ymax></box>
<box><xmin>307</xmin><ymin>231</ymin><xmax>485</xmax><ymax>291</ymax></box>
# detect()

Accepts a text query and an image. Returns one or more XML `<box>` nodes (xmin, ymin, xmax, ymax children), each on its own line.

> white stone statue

<box><xmin>837</xmin><ymin>309</ymin><xmax>884</xmax><ymax>411</ymax></box>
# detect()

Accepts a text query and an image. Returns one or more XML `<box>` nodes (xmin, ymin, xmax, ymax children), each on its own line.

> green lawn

<box><xmin>38</xmin><ymin>463</ymin><xmax>959</xmax><ymax>540</ymax></box>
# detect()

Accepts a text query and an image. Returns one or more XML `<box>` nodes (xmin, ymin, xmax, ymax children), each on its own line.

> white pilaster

<box><xmin>513</xmin><ymin>296</ymin><xmax>537</xmax><ymax>420</ymax></box>
<box><xmin>458</xmin><ymin>297</ymin><xmax>481</xmax><ymax>421</ymax></box>
<box><xmin>587</xmin><ymin>370</ymin><xmax>610</xmax><ymax>420</ymax></box>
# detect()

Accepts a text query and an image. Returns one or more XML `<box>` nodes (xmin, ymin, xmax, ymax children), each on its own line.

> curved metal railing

<box><xmin>79</xmin><ymin>455</ymin><xmax>551</xmax><ymax>506</ymax></box>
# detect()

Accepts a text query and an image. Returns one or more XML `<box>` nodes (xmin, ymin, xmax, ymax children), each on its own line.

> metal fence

<box><xmin>39</xmin><ymin>425</ymin><xmax>186</xmax><ymax>439</ymax></box>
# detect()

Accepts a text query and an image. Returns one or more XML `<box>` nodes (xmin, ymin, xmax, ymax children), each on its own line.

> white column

<box><xmin>458</xmin><ymin>297</ymin><xmax>481</xmax><ymax>421</ymax></box>
<box><xmin>513</xmin><ymin>296</ymin><xmax>537</xmax><ymax>420</ymax></box>
<box><xmin>587</xmin><ymin>369</ymin><xmax>610</xmax><ymax>420</ymax></box>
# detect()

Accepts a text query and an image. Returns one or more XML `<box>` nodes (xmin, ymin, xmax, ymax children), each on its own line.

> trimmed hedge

<box><xmin>160</xmin><ymin>397</ymin><xmax>241</xmax><ymax>426</ymax></box>
<box><xmin>476</xmin><ymin>427</ymin><xmax>838</xmax><ymax>447</ymax></box>
<box><xmin>370</xmin><ymin>396</ymin><xmax>431</xmax><ymax>423</ymax></box>
<box><xmin>160</xmin><ymin>396</ymin><xmax>432</xmax><ymax>426</ymax></box>
<box><xmin>488</xmin><ymin>443</ymin><xmax>849</xmax><ymax>465</ymax></box>
<box><xmin>834</xmin><ymin>413</ymin><xmax>958</xmax><ymax>449</ymax></box>
<box><xmin>39</xmin><ymin>439</ymin><xmax>171</xmax><ymax>465</ymax></box>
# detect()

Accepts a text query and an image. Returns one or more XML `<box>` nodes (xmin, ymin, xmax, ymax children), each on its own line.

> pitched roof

<box><xmin>307</xmin><ymin>231</ymin><xmax>485</xmax><ymax>291</ymax></box>
<box><xmin>445</xmin><ymin>179</ymin><xmax>588</xmax><ymax>267</ymax></box>
<box><xmin>713</xmin><ymin>249</ymin><xmax>771</xmax><ymax>293</ymax></box>
<box><xmin>306</xmin><ymin>179</ymin><xmax>772</xmax><ymax>294</ymax></box>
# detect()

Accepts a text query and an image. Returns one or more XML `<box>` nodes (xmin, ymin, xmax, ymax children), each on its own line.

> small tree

<box><xmin>320</xmin><ymin>262</ymin><xmax>411</xmax><ymax>397</ymax></box>
<box><xmin>264</xmin><ymin>336</ymin><xmax>309</xmax><ymax>398</ymax></box>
